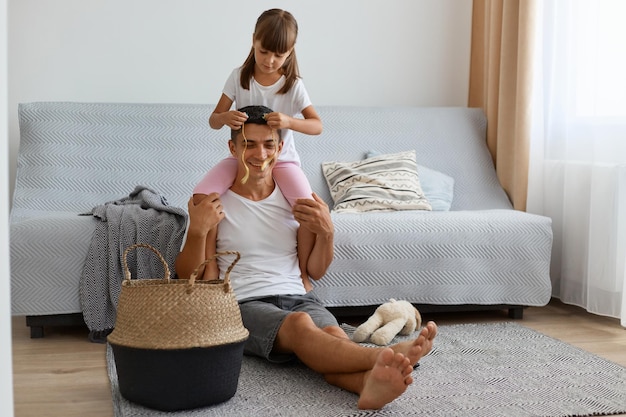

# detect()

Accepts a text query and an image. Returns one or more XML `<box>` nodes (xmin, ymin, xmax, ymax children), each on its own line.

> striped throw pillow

<box><xmin>322</xmin><ymin>150</ymin><xmax>432</xmax><ymax>213</ymax></box>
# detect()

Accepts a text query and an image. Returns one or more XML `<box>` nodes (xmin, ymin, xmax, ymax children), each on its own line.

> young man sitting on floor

<box><xmin>175</xmin><ymin>105</ymin><xmax>438</xmax><ymax>410</ymax></box>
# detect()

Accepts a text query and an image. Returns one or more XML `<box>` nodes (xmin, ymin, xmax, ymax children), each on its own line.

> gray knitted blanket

<box><xmin>80</xmin><ymin>186</ymin><xmax>188</xmax><ymax>342</ymax></box>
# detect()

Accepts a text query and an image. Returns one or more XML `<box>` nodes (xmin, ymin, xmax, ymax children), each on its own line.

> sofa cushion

<box><xmin>296</xmin><ymin>107</ymin><xmax>513</xmax><ymax>211</ymax></box>
<box><xmin>315</xmin><ymin>209</ymin><xmax>553</xmax><ymax>308</ymax></box>
<box><xmin>322</xmin><ymin>150</ymin><xmax>431</xmax><ymax>213</ymax></box>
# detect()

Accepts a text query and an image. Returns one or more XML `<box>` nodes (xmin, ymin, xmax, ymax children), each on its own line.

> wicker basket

<box><xmin>108</xmin><ymin>243</ymin><xmax>249</xmax><ymax>411</ymax></box>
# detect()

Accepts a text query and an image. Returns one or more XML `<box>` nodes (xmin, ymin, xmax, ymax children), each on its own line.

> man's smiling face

<box><xmin>230</xmin><ymin>122</ymin><xmax>282</xmax><ymax>184</ymax></box>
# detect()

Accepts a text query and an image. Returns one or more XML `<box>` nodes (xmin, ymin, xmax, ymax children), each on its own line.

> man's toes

<box><xmin>378</xmin><ymin>347</ymin><xmax>395</xmax><ymax>366</ymax></box>
<box><xmin>391</xmin><ymin>351</ymin><xmax>410</xmax><ymax>371</ymax></box>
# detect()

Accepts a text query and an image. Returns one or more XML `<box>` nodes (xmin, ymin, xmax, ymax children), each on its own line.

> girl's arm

<box><xmin>209</xmin><ymin>93</ymin><xmax>248</xmax><ymax>130</ymax></box>
<box><xmin>265</xmin><ymin>105</ymin><xmax>323</xmax><ymax>135</ymax></box>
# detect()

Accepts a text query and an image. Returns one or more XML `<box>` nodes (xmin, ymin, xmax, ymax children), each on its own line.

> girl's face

<box><xmin>253</xmin><ymin>40</ymin><xmax>292</xmax><ymax>75</ymax></box>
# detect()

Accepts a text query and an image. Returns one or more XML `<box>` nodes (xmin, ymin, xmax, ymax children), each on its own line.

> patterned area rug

<box><xmin>107</xmin><ymin>322</ymin><xmax>626</xmax><ymax>417</ymax></box>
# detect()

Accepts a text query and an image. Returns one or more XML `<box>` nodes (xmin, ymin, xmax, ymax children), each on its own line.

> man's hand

<box><xmin>293</xmin><ymin>193</ymin><xmax>334</xmax><ymax>237</ymax></box>
<box><xmin>176</xmin><ymin>193</ymin><xmax>223</xmax><ymax>281</ymax></box>
<box><xmin>187</xmin><ymin>192</ymin><xmax>225</xmax><ymax>238</ymax></box>
<box><xmin>294</xmin><ymin>193</ymin><xmax>334</xmax><ymax>280</ymax></box>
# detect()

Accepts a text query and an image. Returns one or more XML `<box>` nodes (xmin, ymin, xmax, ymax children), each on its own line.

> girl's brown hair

<box><xmin>240</xmin><ymin>9</ymin><xmax>300</xmax><ymax>94</ymax></box>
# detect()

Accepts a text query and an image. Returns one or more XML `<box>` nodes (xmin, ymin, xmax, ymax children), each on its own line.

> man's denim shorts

<box><xmin>238</xmin><ymin>292</ymin><xmax>339</xmax><ymax>363</ymax></box>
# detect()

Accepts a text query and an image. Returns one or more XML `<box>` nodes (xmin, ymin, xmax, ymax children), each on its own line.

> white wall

<box><xmin>2</xmin><ymin>0</ymin><xmax>15</xmax><ymax>414</ymax></box>
<box><xmin>7</xmin><ymin>0</ymin><xmax>473</xmax><ymax>202</ymax></box>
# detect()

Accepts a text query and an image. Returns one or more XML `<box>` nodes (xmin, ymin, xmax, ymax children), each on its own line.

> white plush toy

<box><xmin>352</xmin><ymin>299</ymin><xmax>422</xmax><ymax>346</ymax></box>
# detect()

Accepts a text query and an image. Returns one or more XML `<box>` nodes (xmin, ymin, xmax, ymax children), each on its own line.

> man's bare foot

<box><xmin>390</xmin><ymin>321</ymin><xmax>438</xmax><ymax>366</ymax></box>
<box><xmin>357</xmin><ymin>348</ymin><xmax>414</xmax><ymax>410</ymax></box>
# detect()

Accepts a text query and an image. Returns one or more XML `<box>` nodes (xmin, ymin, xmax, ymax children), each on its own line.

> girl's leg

<box><xmin>272</xmin><ymin>161</ymin><xmax>313</xmax><ymax>207</ymax></box>
<box><xmin>193</xmin><ymin>157</ymin><xmax>238</xmax><ymax>195</ymax></box>
<box><xmin>273</xmin><ymin>161</ymin><xmax>316</xmax><ymax>290</ymax></box>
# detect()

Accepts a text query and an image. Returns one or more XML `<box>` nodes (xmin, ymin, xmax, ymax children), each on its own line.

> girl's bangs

<box><xmin>257</xmin><ymin>22</ymin><xmax>296</xmax><ymax>54</ymax></box>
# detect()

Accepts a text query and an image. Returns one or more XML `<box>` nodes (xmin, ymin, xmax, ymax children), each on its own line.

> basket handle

<box><xmin>122</xmin><ymin>243</ymin><xmax>170</xmax><ymax>282</ymax></box>
<box><xmin>189</xmin><ymin>251</ymin><xmax>241</xmax><ymax>292</ymax></box>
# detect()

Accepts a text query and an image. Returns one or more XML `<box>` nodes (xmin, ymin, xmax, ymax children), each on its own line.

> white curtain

<box><xmin>527</xmin><ymin>0</ymin><xmax>626</xmax><ymax>327</ymax></box>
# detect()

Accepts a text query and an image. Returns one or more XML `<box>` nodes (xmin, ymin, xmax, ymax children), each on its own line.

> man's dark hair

<box><xmin>231</xmin><ymin>105</ymin><xmax>282</xmax><ymax>141</ymax></box>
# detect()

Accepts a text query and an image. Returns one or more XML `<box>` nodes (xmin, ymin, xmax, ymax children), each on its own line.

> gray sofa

<box><xmin>10</xmin><ymin>102</ymin><xmax>553</xmax><ymax>337</ymax></box>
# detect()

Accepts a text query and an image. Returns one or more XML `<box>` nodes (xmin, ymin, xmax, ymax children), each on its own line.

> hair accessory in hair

<box><xmin>237</xmin><ymin>105</ymin><xmax>273</xmax><ymax>125</ymax></box>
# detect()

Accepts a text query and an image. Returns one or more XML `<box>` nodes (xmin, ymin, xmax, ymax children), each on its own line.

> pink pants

<box><xmin>193</xmin><ymin>157</ymin><xmax>313</xmax><ymax>207</ymax></box>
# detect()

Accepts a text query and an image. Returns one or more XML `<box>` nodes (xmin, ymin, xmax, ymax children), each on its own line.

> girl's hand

<box><xmin>222</xmin><ymin>111</ymin><xmax>248</xmax><ymax>130</ymax></box>
<box><xmin>264</xmin><ymin>112</ymin><xmax>291</xmax><ymax>130</ymax></box>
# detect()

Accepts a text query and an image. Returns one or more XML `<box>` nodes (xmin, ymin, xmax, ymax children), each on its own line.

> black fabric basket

<box><xmin>108</xmin><ymin>244</ymin><xmax>249</xmax><ymax>411</ymax></box>
<box><xmin>112</xmin><ymin>341</ymin><xmax>246</xmax><ymax>411</ymax></box>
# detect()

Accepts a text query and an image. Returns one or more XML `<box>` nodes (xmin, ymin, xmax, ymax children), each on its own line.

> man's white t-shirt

<box><xmin>215</xmin><ymin>186</ymin><xmax>306</xmax><ymax>301</ymax></box>
<box><xmin>222</xmin><ymin>67</ymin><xmax>312</xmax><ymax>165</ymax></box>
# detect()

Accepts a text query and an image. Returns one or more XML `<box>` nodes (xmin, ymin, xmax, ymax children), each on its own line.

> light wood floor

<box><xmin>11</xmin><ymin>298</ymin><xmax>626</xmax><ymax>417</ymax></box>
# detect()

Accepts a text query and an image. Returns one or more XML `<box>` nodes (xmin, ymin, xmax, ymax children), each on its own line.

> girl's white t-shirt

<box><xmin>216</xmin><ymin>186</ymin><xmax>305</xmax><ymax>301</ymax></box>
<box><xmin>222</xmin><ymin>67</ymin><xmax>312</xmax><ymax>165</ymax></box>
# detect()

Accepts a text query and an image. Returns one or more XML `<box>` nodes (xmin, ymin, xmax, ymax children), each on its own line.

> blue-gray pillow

<box><xmin>365</xmin><ymin>150</ymin><xmax>454</xmax><ymax>211</ymax></box>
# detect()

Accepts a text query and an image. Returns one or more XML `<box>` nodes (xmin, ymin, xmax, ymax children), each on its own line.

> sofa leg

<box><xmin>29</xmin><ymin>325</ymin><xmax>44</xmax><ymax>338</ymax></box>
<box><xmin>508</xmin><ymin>307</ymin><xmax>524</xmax><ymax>319</ymax></box>
<box><xmin>26</xmin><ymin>316</ymin><xmax>46</xmax><ymax>338</ymax></box>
